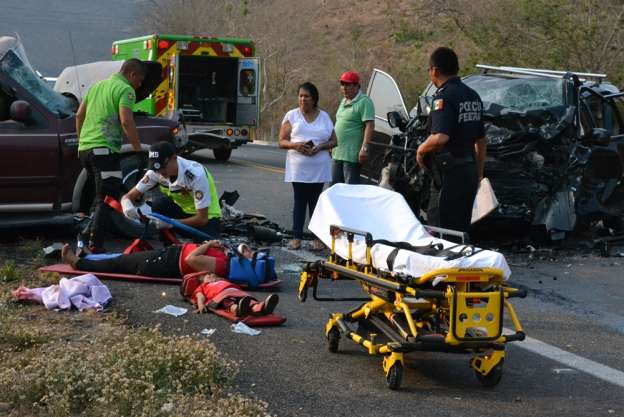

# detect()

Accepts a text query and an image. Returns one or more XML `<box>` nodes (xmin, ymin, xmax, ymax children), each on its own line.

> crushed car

<box><xmin>365</xmin><ymin>65</ymin><xmax>624</xmax><ymax>240</ymax></box>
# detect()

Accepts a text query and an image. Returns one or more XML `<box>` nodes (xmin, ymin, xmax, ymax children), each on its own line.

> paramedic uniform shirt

<box><xmin>428</xmin><ymin>76</ymin><xmax>484</xmax><ymax>233</ymax></box>
<box><xmin>136</xmin><ymin>157</ymin><xmax>221</xmax><ymax>219</ymax></box>
<box><xmin>78</xmin><ymin>73</ymin><xmax>136</xmax><ymax>153</ymax></box>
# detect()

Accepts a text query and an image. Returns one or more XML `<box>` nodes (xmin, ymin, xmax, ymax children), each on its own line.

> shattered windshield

<box><xmin>0</xmin><ymin>50</ymin><xmax>76</xmax><ymax>118</ymax></box>
<box><xmin>464</xmin><ymin>75</ymin><xmax>565</xmax><ymax>113</ymax></box>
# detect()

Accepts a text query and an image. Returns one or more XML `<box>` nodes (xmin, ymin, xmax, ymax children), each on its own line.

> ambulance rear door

<box><xmin>236</xmin><ymin>58</ymin><xmax>260</xmax><ymax>126</ymax></box>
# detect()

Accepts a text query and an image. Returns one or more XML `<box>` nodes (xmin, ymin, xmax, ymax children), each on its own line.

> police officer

<box><xmin>416</xmin><ymin>47</ymin><xmax>486</xmax><ymax>233</ymax></box>
<box><xmin>121</xmin><ymin>141</ymin><xmax>222</xmax><ymax>239</ymax></box>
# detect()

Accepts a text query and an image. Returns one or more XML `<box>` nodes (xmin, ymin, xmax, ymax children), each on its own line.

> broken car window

<box><xmin>464</xmin><ymin>75</ymin><xmax>564</xmax><ymax>113</ymax></box>
<box><xmin>0</xmin><ymin>50</ymin><xmax>76</xmax><ymax>118</ymax></box>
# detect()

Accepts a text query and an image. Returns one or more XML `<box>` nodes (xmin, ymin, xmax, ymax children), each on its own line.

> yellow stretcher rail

<box><xmin>298</xmin><ymin>224</ymin><xmax>527</xmax><ymax>390</ymax></box>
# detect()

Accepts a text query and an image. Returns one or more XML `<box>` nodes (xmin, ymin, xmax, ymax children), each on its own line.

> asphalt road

<box><xmin>6</xmin><ymin>144</ymin><xmax>624</xmax><ymax>416</ymax></box>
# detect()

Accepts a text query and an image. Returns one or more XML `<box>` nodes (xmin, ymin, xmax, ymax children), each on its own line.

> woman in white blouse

<box><xmin>279</xmin><ymin>82</ymin><xmax>337</xmax><ymax>250</ymax></box>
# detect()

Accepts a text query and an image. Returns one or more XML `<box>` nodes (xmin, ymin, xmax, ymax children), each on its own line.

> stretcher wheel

<box><xmin>475</xmin><ymin>362</ymin><xmax>503</xmax><ymax>387</ymax></box>
<box><xmin>386</xmin><ymin>363</ymin><xmax>403</xmax><ymax>390</ymax></box>
<box><xmin>327</xmin><ymin>328</ymin><xmax>340</xmax><ymax>353</ymax></box>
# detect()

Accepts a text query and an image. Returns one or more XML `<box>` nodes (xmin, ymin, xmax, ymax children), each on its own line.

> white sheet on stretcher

<box><xmin>308</xmin><ymin>184</ymin><xmax>511</xmax><ymax>279</ymax></box>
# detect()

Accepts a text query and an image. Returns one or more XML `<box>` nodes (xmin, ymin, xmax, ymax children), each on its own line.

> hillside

<box><xmin>143</xmin><ymin>0</ymin><xmax>624</xmax><ymax>140</ymax></box>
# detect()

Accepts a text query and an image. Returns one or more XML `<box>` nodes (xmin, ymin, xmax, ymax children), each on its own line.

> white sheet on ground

<box><xmin>308</xmin><ymin>184</ymin><xmax>511</xmax><ymax>279</ymax></box>
<box><xmin>40</xmin><ymin>274</ymin><xmax>112</xmax><ymax>311</ymax></box>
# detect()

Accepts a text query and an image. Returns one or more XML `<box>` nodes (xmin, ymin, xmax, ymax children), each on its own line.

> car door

<box><xmin>0</xmin><ymin>91</ymin><xmax>61</xmax><ymax>209</ymax></box>
<box><xmin>579</xmin><ymin>88</ymin><xmax>623</xmax><ymax>188</ymax></box>
<box><xmin>0</xmin><ymin>59</ymin><xmax>61</xmax><ymax>212</ymax></box>
<box><xmin>364</xmin><ymin>69</ymin><xmax>409</xmax><ymax>180</ymax></box>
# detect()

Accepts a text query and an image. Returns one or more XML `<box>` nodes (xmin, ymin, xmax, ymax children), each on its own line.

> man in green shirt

<box><xmin>332</xmin><ymin>70</ymin><xmax>375</xmax><ymax>185</ymax></box>
<box><xmin>75</xmin><ymin>58</ymin><xmax>145</xmax><ymax>251</ymax></box>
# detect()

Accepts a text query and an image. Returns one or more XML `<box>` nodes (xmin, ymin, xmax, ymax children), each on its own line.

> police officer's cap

<box><xmin>148</xmin><ymin>141</ymin><xmax>176</xmax><ymax>171</ymax></box>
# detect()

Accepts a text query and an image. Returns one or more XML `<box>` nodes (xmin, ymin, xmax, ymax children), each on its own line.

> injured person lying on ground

<box><xmin>61</xmin><ymin>240</ymin><xmax>238</xmax><ymax>279</ymax></box>
<box><xmin>191</xmin><ymin>273</ymin><xmax>279</xmax><ymax>317</ymax></box>
<box><xmin>308</xmin><ymin>184</ymin><xmax>511</xmax><ymax>278</ymax></box>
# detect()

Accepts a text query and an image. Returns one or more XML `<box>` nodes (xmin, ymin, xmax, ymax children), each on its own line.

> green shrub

<box><xmin>0</xmin><ymin>260</ymin><xmax>21</xmax><ymax>283</ymax></box>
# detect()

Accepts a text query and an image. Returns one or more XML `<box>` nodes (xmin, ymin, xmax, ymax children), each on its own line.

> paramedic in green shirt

<box><xmin>331</xmin><ymin>70</ymin><xmax>375</xmax><ymax>185</ymax></box>
<box><xmin>121</xmin><ymin>141</ymin><xmax>222</xmax><ymax>239</ymax></box>
<box><xmin>75</xmin><ymin>58</ymin><xmax>146</xmax><ymax>251</ymax></box>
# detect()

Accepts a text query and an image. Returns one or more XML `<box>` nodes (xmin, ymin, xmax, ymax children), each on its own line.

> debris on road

<box><xmin>231</xmin><ymin>322</ymin><xmax>261</xmax><ymax>336</ymax></box>
<box><xmin>200</xmin><ymin>328</ymin><xmax>217</xmax><ymax>337</ymax></box>
<box><xmin>42</xmin><ymin>242</ymin><xmax>64</xmax><ymax>258</ymax></box>
<box><xmin>153</xmin><ymin>305</ymin><xmax>188</xmax><ymax>317</ymax></box>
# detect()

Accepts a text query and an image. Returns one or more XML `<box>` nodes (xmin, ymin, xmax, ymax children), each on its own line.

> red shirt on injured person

<box><xmin>179</xmin><ymin>243</ymin><xmax>228</xmax><ymax>277</ymax></box>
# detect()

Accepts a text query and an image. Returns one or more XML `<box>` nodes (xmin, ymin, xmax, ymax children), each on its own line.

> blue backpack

<box><xmin>228</xmin><ymin>250</ymin><xmax>276</xmax><ymax>289</ymax></box>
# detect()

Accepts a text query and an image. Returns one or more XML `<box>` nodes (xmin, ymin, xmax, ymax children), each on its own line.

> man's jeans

<box><xmin>331</xmin><ymin>160</ymin><xmax>361</xmax><ymax>185</ymax></box>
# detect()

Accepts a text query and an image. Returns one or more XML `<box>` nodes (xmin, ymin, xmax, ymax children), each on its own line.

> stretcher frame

<box><xmin>298</xmin><ymin>224</ymin><xmax>526</xmax><ymax>390</ymax></box>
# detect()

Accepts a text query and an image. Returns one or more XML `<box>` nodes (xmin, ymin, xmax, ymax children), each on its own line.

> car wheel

<box><xmin>72</xmin><ymin>169</ymin><xmax>95</xmax><ymax>213</ymax></box>
<box><xmin>213</xmin><ymin>148</ymin><xmax>232</xmax><ymax>161</ymax></box>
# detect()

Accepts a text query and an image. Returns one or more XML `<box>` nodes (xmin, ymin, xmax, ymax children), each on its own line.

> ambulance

<box><xmin>112</xmin><ymin>34</ymin><xmax>260</xmax><ymax>160</ymax></box>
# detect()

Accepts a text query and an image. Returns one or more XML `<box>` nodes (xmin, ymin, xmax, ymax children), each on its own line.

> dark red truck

<box><xmin>0</xmin><ymin>36</ymin><xmax>186</xmax><ymax>228</ymax></box>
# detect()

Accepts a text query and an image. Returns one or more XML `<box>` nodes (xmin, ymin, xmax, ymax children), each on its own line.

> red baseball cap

<box><xmin>339</xmin><ymin>70</ymin><xmax>360</xmax><ymax>84</ymax></box>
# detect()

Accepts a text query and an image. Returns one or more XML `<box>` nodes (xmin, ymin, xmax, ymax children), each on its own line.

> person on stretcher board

<box><xmin>61</xmin><ymin>241</ymin><xmax>280</xmax><ymax>317</ymax></box>
<box><xmin>62</xmin><ymin>240</ymin><xmax>231</xmax><ymax>278</ymax></box>
<box><xmin>191</xmin><ymin>273</ymin><xmax>278</xmax><ymax>317</ymax></box>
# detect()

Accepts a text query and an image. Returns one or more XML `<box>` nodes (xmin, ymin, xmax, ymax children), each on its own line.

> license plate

<box><xmin>177</xmin><ymin>41</ymin><xmax>188</xmax><ymax>50</ymax></box>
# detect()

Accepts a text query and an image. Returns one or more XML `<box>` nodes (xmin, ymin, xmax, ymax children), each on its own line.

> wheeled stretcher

<box><xmin>298</xmin><ymin>224</ymin><xmax>527</xmax><ymax>390</ymax></box>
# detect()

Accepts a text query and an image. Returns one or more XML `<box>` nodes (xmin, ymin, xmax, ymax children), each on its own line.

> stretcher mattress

<box><xmin>308</xmin><ymin>184</ymin><xmax>511</xmax><ymax>279</ymax></box>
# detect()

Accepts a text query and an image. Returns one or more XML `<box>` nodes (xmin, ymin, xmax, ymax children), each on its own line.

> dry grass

<box><xmin>0</xmin><ymin>239</ymin><xmax>271</xmax><ymax>417</ymax></box>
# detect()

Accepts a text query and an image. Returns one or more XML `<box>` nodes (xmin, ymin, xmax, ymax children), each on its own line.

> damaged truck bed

<box><xmin>366</xmin><ymin>65</ymin><xmax>624</xmax><ymax>241</ymax></box>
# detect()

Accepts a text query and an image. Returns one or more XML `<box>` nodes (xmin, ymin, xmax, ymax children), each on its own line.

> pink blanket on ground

<box><xmin>12</xmin><ymin>274</ymin><xmax>112</xmax><ymax>311</ymax></box>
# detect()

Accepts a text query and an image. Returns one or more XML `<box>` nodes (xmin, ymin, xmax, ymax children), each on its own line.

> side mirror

<box><xmin>9</xmin><ymin>100</ymin><xmax>32</xmax><ymax>124</ymax></box>
<box><xmin>418</xmin><ymin>96</ymin><xmax>433</xmax><ymax>116</ymax></box>
<box><xmin>387</xmin><ymin>111</ymin><xmax>407</xmax><ymax>131</ymax></box>
<box><xmin>589</xmin><ymin>128</ymin><xmax>610</xmax><ymax>146</ymax></box>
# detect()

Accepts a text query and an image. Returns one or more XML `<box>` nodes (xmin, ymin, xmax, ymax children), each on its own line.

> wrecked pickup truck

<box><xmin>0</xmin><ymin>35</ymin><xmax>186</xmax><ymax>229</ymax></box>
<box><xmin>365</xmin><ymin>65</ymin><xmax>624</xmax><ymax>240</ymax></box>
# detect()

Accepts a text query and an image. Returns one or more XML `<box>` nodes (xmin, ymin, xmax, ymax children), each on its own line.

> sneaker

<box><xmin>261</xmin><ymin>294</ymin><xmax>279</xmax><ymax>315</ymax></box>
<box><xmin>236</xmin><ymin>296</ymin><xmax>252</xmax><ymax>317</ymax></box>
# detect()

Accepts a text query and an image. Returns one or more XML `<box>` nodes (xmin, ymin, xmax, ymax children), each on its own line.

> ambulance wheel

<box><xmin>475</xmin><ymin>362</ymin><xmax>503</xmax><ymax>387</ymax></box>
<box><xmin>386</xmin><ymin>363</ymin><xmax>403</xmax><ymax>390</ymax></box>
<box><xmin>327</xmin><ymin>328</ymin><xmax>340</xmax><ymax>353</ymax></box>
<box><xmin>213</xmin><ymin>148</ymin><xmax>232</xmax><ymax>161</ymax></box>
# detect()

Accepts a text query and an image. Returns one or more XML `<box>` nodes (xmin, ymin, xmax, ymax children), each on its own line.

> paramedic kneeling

<box><xmin>416</xmin><ymin>47</ymin><xmax>486</xmax><ymax>233</ymax></box>
<box><xmin>121</xmin><ymin>141</ymin><xmax>222</xmax><ymax>239</ymax></box>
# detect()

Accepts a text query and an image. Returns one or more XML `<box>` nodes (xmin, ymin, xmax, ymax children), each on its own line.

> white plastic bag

<box><xmin>471</xmin><ymin>178</ymin><xmax>499</xmax><ymax>224</ymax></box>
<box><xmin>153</xmin><ymin>305</ymin><xmax>188</xmax><ymax>317</ymax></box>
<box><xmin>230</xmin><ymin>322</ymin><xmax>261</xmax><ymax>336</ymax></box>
